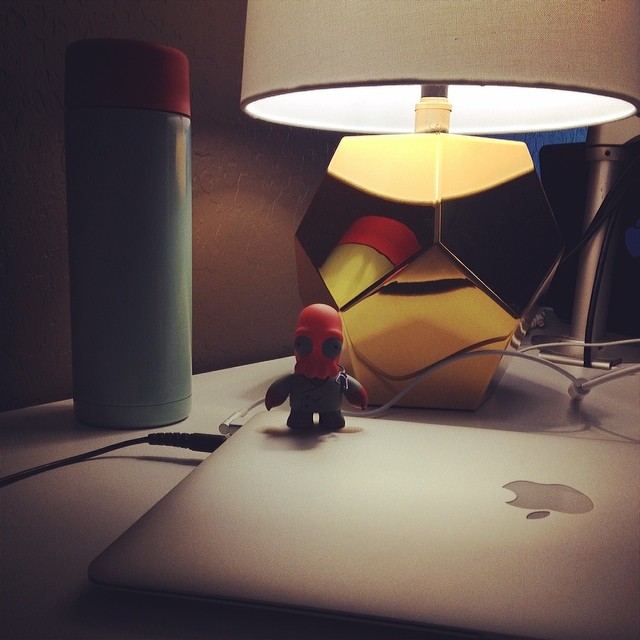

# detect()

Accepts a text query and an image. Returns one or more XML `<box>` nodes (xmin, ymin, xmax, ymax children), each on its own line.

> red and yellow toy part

<box><xmin>319</xmin><ymin>215</ymin><xmax>420</xmax><ymax>309</ymax></box>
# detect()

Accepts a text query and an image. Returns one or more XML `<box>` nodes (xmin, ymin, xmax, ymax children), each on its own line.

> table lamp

<box><xmin>241</xmin><ymin>0</ymin><xmax>640</xmax><ymax>409</ymax></box>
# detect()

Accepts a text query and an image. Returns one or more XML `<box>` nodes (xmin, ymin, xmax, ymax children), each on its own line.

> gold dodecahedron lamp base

<box><xmin>295</xmin><ymin>133</ymin><xmax>563</xmax><ymax>410</ymax></box>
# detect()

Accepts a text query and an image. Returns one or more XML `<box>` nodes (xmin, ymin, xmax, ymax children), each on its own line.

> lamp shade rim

<box><xmin>242</xmin><ymin>83</ymin><xmax>638</xmax><ymax>135</ymax></box>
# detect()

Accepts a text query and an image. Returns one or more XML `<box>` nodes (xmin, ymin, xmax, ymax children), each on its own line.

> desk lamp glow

<box><xmin>241</xmin><ymin>0</ymin><xmax>640</xmax><ymax>409</ymax></box>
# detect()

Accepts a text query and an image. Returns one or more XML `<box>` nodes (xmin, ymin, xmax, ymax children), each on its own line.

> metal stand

<box><xmin>540</xmin><ymin>116</ymin><xmax>640</xmax><ymax>368</ymax></box>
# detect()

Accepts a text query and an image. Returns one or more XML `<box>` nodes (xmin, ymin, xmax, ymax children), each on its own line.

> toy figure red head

<box><xmin>293</xmin><ymin>303</ymin><xmax>343</xmax><ymax>379</ymax></box>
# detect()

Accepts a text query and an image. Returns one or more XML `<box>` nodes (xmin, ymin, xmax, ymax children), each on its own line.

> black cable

<box><xmin>0</xmin><ymin>432</ymin><xmax>227</xmax><ymax>488</ymax></box>
<box><xmin>560</xmin><ymin>148</ymin><xmax>640</xmax><ymax>265</ymax></box>
<box><xmin>583</xmin><ymin>198</ymin><xmax>619</xmax><ymax>367</ymax></box>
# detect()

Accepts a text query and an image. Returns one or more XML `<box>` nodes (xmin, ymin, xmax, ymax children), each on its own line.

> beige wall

<box><xmin>0</xmin><ymin>0</ymin><xmax>340</xmax><ymax>411</ymax></box>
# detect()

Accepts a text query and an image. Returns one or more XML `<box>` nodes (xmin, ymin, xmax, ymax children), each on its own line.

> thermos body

<box><xmin>65</xmin><ymin>39</ymin><xmax>192</xmax><ymax>427</ymax></box>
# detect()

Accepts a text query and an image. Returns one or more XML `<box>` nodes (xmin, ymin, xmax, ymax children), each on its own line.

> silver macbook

<box><xmin>89</xmin><ymin>411</ymin><xmax>639</xmax><ymax>639</ymax></box>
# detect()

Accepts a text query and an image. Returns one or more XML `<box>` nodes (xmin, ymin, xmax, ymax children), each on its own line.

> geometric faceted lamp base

<box><xmin>296</xmin><ymin>133</ymin><xmax>563</xmax><ymax>409</ymax></box>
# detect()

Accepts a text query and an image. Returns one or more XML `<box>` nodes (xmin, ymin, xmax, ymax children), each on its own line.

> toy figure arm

<box><xmin>343</xmin><ymin>375</ymin><xmax>368</xmax><ymax>410</ymax></box>
<box><xmin>265</xmin><ymin>375</ymin><xmax>293</xmax><ymax>410</ymax></box>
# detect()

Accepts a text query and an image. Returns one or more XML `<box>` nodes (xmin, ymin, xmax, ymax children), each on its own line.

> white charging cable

<box><xmin>219</xmin><ymin>398</ymin><xmax>263</xmax><ymax>435</ymax></box>
<box><xmin>346</xmin><ymin>349</ymin><xmax>584</xmax><ymax>418</ymax></box>
<box><xmin>520</xmin><ymin>337</ymin><xmax>640</xmax><ymax>354</ymax></box>
<box><xmin>219</xmin><ymin>341</ymin><xmax>640</xmax><ymax>432</ymax></box>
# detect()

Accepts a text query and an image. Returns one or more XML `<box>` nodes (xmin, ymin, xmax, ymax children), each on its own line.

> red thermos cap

<box><xmin>65</xmin><ymin>38</ymin><xmax>190</xmax><ymax>118</ymax></box>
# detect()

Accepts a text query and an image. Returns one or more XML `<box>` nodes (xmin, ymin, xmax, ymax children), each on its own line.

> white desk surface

<box><xmin>1</xmin><ymin>351</ymin><xmax>638</xmax><ymax>640</ymax></box>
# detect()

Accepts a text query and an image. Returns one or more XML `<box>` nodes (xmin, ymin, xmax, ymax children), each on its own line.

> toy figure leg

<box><xmin>287</xmin><ymin>410</ymin><xmax>315</xmax><ymax>430</ymax></box>
<box><xmin>318</xmin><ymin>410</ymin><xmax>345</xmax><ymax>430</ymax></box>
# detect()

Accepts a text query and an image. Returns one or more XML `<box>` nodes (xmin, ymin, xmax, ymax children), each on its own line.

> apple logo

<box><xmin>503</xmin><ymin>481</ymin><xmax>594</xmax><ymax>520</ymax></box>
<box><xmin>625</xmin><ymin>218</ymin><xmax>640</xmax><ymax>258</ymax></box>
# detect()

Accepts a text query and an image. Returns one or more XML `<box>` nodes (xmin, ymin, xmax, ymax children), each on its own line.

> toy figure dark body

<box><xmin>265</xmin><ymin>304</ymin><xmax>367</xmax><ymax>429</ymax></box>
<box><xmin>267</xmin><ymin>369</ymin><xmax>365</xmax><ymax>429</ymax></box>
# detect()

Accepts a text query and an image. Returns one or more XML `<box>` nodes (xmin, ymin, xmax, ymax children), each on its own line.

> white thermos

<box><xmin>65</xmin><ymin>39</ymin><xmax>192</xmax><ymax>427</ymax></box>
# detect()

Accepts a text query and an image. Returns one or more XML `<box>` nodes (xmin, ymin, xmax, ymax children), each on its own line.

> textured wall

<box><xmin>0</xmin><ymin>1</ymin><xmax>587</xmax><ymax>413</ymax></box>
<box><xmin>0</xmin><ymin>0</ymin><xmax>340</xmax><ymax>411</ymax></box>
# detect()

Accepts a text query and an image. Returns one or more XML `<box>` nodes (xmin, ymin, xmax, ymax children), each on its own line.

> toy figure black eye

<box><xmin>322</xmin><ymin>337</ymin><xmax>342</xmax><ymax>359</ymax></box>
<box><xmin>294</xmin><ymin>335</ymin><xmax>313</xmax><ymax>356</ymax></box>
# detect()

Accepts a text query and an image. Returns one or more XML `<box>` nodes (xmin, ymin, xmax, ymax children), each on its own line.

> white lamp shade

<box><xmin>241</xmin><ymin>0</ymin><xmax>640</xmax><ymax>134</ymax></box>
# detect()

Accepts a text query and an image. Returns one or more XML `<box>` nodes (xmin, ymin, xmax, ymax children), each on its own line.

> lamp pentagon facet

<box><xmin>295</xmin><ymin>133</ymin><xmax>563</xmax><ymax>409</ymax></box>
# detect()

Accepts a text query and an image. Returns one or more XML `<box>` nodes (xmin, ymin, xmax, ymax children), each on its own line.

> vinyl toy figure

<box><xmin>265</xmin><ymin>304</ymin><xmax>368</xmax><ymax>429</ymax></box>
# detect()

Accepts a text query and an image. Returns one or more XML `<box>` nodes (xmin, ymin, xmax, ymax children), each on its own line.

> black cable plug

<box><xmin>146</xmin><ymin>432</ymin><xmax>227</xmax><ymax>453</ymax></box>
<box><xmin>0</xmin><ymin>432</ymin><xmax>227</xmax><ymax>488</ymax></box>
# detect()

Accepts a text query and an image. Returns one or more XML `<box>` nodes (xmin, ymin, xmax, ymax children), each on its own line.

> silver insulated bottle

<box><xmin>65</xmin><ymin>39</ymin><xmax>192</xmax><ymax>427</ymax></box>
